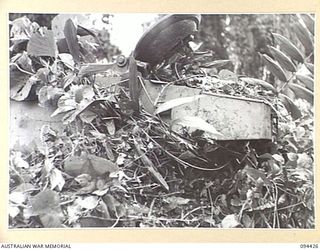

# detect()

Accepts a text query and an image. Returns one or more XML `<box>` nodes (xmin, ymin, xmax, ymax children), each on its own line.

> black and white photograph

<box><xmin>8</xmin><ymin>13</ymin><xmax>314</xmax><ymax>229</ymax></box>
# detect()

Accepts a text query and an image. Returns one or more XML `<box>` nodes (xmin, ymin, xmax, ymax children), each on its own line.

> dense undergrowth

<box><xmin>9</xmin><ymin>14</ymin><xmax>314</xmax><ymax>228</ymax></box>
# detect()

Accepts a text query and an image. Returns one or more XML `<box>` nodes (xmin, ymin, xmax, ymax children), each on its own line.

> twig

<box><xmin>182</xmin><ymin>205</ymin><xmax>210</xmax><ymax>219</ymax></box>
<box><xmin>148</xmin><ymin>198</ymin><xmax>156</xmax><ymax>218</ymax></box>
<box><xmin>10</xmin><ymin>62</ymin><xmax>34</xmax><ymax>76</ymax></box>
<box><xmin>152</xmin><ymin>74</ymin><xmax>206</xmax><ymax>106</ymax></box>
<box><xmin>138</xmin><ymin>76</ymin><xmax>154</xmax><ymax>106</ymax></box>
<box><xmin>153</xmin><ymin>81</ymin><xmax>175</xmax><ymax>106</ymax></box>
<box><xmin>276</xmin><ymin>201</ymin><xmax>304</xmax><ymax>211</ymax></box>
<box><xmin>140</xmin><ymin>127</ymin><xmax>230</xmax><ymax>171</ymax></box>
<box><xmin>207</xmin><ymin>187</ymin><xmax>214</xmax><ymax>220</ymax></box>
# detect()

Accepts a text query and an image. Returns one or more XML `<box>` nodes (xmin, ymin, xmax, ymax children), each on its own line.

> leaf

<box><xmin>296</xmin><ymin>74</ymin><xmax>314</xmax><ymax>91</ymax></box>
<box><xmin>58</xmin><ymin>53</ymin><xmax>75</xmax><ymax>68</ymax></box>
<box><xmin>78</xmin><ymin>63</ymin><xmax>114</xmax><ymax>77</ymax></box>
<box><xmin>293</xmin><ymin>22</ymin><xmax>313</xmax><ymax>55</ymax></box>
<box><xmin>218</xmin><ymin>69</ymin><xmax>237</xmax><ymax>81</ymax></box>
<box><xmin>38</xmin><ymin>86</ymin><xmax>64</xmax><ymax>107</ymax></box>
<box><xmin>240</xmin><ymin>77</ymin><xmax>276</xmax><ymax>92</ymax></box>
<box><xmin>155</xmin><ymin>95</ymin><xmax>204</xmax><ymax>114</ymax></box>
<box><xmin>297</xmin><ymin>153</ymin><xmax>312</xmax><ymax>168</ymax></box>
<box><xmin>221</xmin><ymin>214</ymin><xmax>241</xmax><ymax>228</ymax></box>
<box><xmin>51</xmin><ymin>14</ymin><xmax>88</xmax><ymax>39</ymax></box>
<box><xmin>164</xmin><ymin>196</ymin><xmax>191</xmax><ymax>211</ymax></box>
<box><xmin>116</xmin><ymin>153</ymin><xmax>126</xmax><ymax>166</ymax></box>
<box><xmin>9</xmin><ymin>205</ymin><xmax>20</xmax><ymax>219</ymax></box>
<box><xmin>51</xmin><ymin>95</ymin><xmax>77</xmax><ymax>117</ymax></box>
<box><xmin>64</xmin><ymin>154</ymin><xmax>119</xmax><ymax>177</ymax></box>
<box><xmin>102</xmin><ymin>194</ymin><xmax>125</xmax><ymax>218</ymax></box>
<box><xmin>305</xmin><ymin>63</ymin><xmax>314</xmax><ymax>74</ymax></box>
<box><xmin>64</xmin><ymin>19</ymin><xmax>81</xmax><ymax>63</ymax></box>
<box><xmin>87</xmin><ymin>154</ymin><xmax>119</xmax><ymax>175</ymax></box>
<box><xmin>267</xmin><ymin>46</ymin><xmax>296</xmax><ymax>72</ymax></box>
<box><xmin>243</xmin><ymin>166</ymin><xmax>272</xmax><ymax>186</ymax></box>
<box><xmin>39</xmin><ymin>213</ymin><xmax>63</xmax><ymax>228</ymax></box>
<box><xmin>133</xmin><ymin>138</ymin><xmax>169</xmax><ymax>191</ymax></box>
<box><xmin>105</xmin><ymin>119</ymin><xmax>116</xmax><ymax>135</ymax></box>
<box><xmin>261</xmin><ymin>54</ymin><xmax>287</xmax><ymax>82</ymax></box>
<box><xmin>9</xmin><ymin>192</ymin><xmax>26</xmax><ymax>204</ymax></box>
<box><xmin>10</xmin><ymin>75</ymin><xmax>38</xmax><ymax>101</ymax></box>
<box><xmin>12</xmin><ymin>151</ymin><xmax>29</xmax><ymax>169</ymax></box>
<box><xmin>64</xmin><ymin>155</ymin><xmax>89</xmax><ymax>176</ymax></box>
<box><xmin>27</xmin><ymin>28</ymin><xmax>57</xmax><ymax>57</ymax></box>
<box><xmin>200</xmin><ymin>59</ymin><xmax>230</xmax><ymax>68</ymax></box>
<box><xmin>30</xmin><ymin>189</ymin><xmax>61</xmax><ymax>215</ymax></box>
<box><xmin>289</xmin><ymin>83</ymin><xmax>313</xmax><ymax>104</ymax></box>
<box><xmin>79</xmin><ymin>110</ymin><xmax>98</xmax><ymax>123</ymax></box>
<box><xmin>13</xmin><ymin>183</ymin><xmax>36</xmax><ymax>193</ymax></box>
<box><xmin>49</xmin><ymin>168</ymin><xmax>65</xmax><ymax>191</ymax></box>
<box><xmin>15</xmin><ymin>51</ymin><xmax>33</xmax><ymax>72</ymax></box>
<box><xmin>75</xmin><ymin>85</ymin><xmax>95</xmax><ymax>103</ymax></box>
<box><xmin>102</xmin><ymin>194</ymin><xmax>118</xmax><ymax>216</ymax></box>
<box><xmin>272</xmin><ymin>33</ymin><xmax>304</xmax><ymax>63</ymax></box>
<box><xmin>171</xmin><ymin>116</ymin><xmax>223</xmax><ymax>139</ymax></box>
<box><xmin>242</xmin><ymin>214</ymin><xmax>254</xmax><ymax>228</ymax></box>
<box><xmin>10</xmin><ymin>16</ymin><xmax>35</xmax><ymax>39</ymax></box>
<box><xmin>79</xmin><ymin>217</ymin><xmax>113</xmax><ymax>227</ymax></box>
<box><xmin>278</xmin><ymin>93</ymin><xmax>302</xmax><ymax>120</ymax></box>
<box><xmin>272</xmin><ymin>154</ymin><xmax>285</xmax><ymax>165</ymax></box>
<box><xmin>165</xmin><ymin>196</ymin><xmax>191</xmax><ymax>205</ymax></box>
<box><xmin>300</xmin><ymin>14</ymin><xmax>314</xmax><ymax>35</ymax></box>
<box><xmin>76</xmin><ymin>196</ymin><xmax>99</xmax><ymax>210</ymax></box>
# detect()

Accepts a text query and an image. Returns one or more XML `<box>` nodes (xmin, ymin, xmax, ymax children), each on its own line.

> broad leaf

<box><xmin>51</xmin><ymin>14</ymin><xmax>90</xmax><ymax>39</ymax></box>
<box><xmin>64</xmin><ymin>19</ymin><xmax>81</xmax><ymax>63</ymax></box>
<box><xmin>155</xmin><ymin>95</ymin><xmax>204</xmax><ymax>114</ymax></box>
<box><xmin>171</xmin><ymin>116</ymin><xmax>223</xmax><ymax>139</ymax></box>
<box><xmin>9</xmin><ymin>192</ymin><xmax>26</xmax><ymax>205</ymax></box>
<box><xmin>268</xmin><ymin>46</ymin><xmax>296</xmax><ymax>72</ymax></box>
<box><xmin>10</xmin><ymin>16</ymin><xmax>36</xmax><ymax>39</ymax></box>
<box><xmin>293</xmin><ymin>22</ymin><xmax>313</xmax><ymax>55</ymax></box>
<box><xmin>240</xmin><ymin>77</ymin><xmax>276</xmax><ymax>93</ymax></box>
<box><xmin>278</xmin><ymin>93</ymin><xmax>302</xmax><ymax>120</ymax></box>
<box><xmin>305</xmin><ymin>63</ymin><xmax>314</xmax><ymax>74</ymax></box>
<box><xmin>39</xmin><ymin>213</ymin><xmax>63</xmax><ymax>228</ymax></box>
<box><xmin>105</xmin><ymin>119</ymin><xmax>116</xmax><ymax>135</ymax></box>
<box><xmin>221</xmin><ymin>214</ymin><xmax>241</xmax><ymax>228</ymax></box>
<box><xmin>87</xmin><ymin>154</ymin><xmax>119</xmax><ymax>175</ymax></box>
<box><xmin>300</xmin><ymin>14</ymin><xmax>314</xmax><ymax>35</ymax></box>
<box><xmin>30</xmin><ymin>189</ymin><xmax>61</xmax><ymax>215</ymax></box>
<box><xmin>75</xmin><ymin>85</ymin><xmax>95</xmax><ymax>103</ymax></box>
<box><xmin>296</xmin><ymin>74</ymin><xmax>313</xmax><ymax>91</ymax></box>
<box><xmin>79</xmin><ymin>110</ymin><xmax>97</xmax><ymax>123</ymax></box>
<box><xmin>102</xmin><ymin>194</ymin><xmax>125</xmax><ymax>218</ymax></box>
<box><xmin>27</xmin><ymin>28</ymin><xmax>57</xmax><ymax>58</ymax></box>
<box><xmin>261</xmin><ymin>54</ymin><xmax>287</xmax><ymax>82</ymax></box>
<box><xmin>64</xmin><ymin>155</ymin><xmax>90</xmax><ymax>176</ymax></box>
<box><xmin>243</xmin><ymin>166</ymin><xmax>272</xmax><ymax>186</ymax></box>
<box><xmin>289</xmin><ymin>83</ymin><xmax>313</xmax><ymax>104</ymax></box>
<box><xmin>49</xmin><ymin>168</ymin><xmax>65</xmax><ymax>191</ymax></box>
<box><xmin>272</xmin><ymin>33</ymin><xmax>304</xmax><ymax>63</ymax></box>
<box><xmin>64</xmin><ymin>153</ymin><xmax>119</xmax><ymax>177</ymax></box>
<box><xmin>218</xmin><ymin>69</ymin><xmax>238</xmax><ymax>81</ymax></box>
<box><xmin>58</xmin><ymin>53</ymin><xmax>75</xmax><ymax>68</ymax></box>
<box><xmin>76</xmin><ymin>196</ymin><xmax>99</xmax><ymax>210</ymax></box>
<box><xmin>10</xmin><ymin>75</ymin><xmax>38</xmax><ymax>101</ymax></box>
<box><xmin>38</xmin><ymin>86</ymin><xmax>64</xmax><ymax>107</ymax></box>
